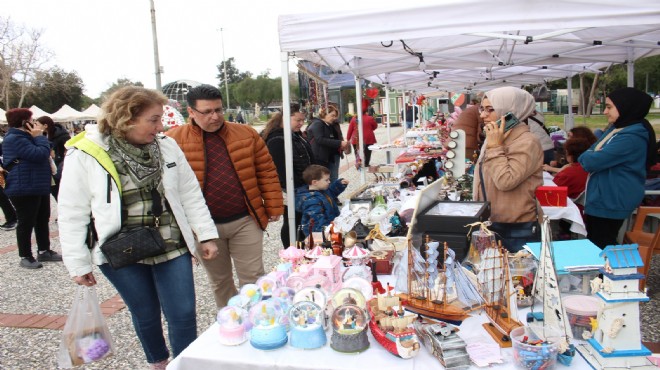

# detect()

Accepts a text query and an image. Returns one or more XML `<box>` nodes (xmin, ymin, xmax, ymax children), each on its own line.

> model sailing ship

<box><xmin>400</xmin><ymin>235</ymin><xmax>483</xmax><ymax>324</ymax></box>
<box><xmin>477</xmin><ymin>238</ymin><xmax>522</xmax><ymax>347</ymax></box>
<box><xmin>367</xmin><ymin>286</ymin><xmax>421</xmax><ymax>359</ymax></box>
<box><xmin>529</xmin><ymin>216</ymin><xmax>576</xmax><ymax>364</ymax></box>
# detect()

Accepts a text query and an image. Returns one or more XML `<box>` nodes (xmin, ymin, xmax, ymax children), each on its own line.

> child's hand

<box><xmin>341</xmin><ymin>179</ymin><xmax>349</xmax><ymax>185</ymax></box>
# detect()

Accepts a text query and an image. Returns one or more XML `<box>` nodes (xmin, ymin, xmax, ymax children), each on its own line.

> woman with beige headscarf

<box><xmin>473</xmin><ymin>86</ymin><xmax>543</xmax><ymax>252</ymax></box>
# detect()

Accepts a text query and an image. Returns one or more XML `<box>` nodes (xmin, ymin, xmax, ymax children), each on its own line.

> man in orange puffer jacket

<box><xmin>167</xmin><ymin>84</ymin><xmax>283</xmax><ymax>308</ymax></box>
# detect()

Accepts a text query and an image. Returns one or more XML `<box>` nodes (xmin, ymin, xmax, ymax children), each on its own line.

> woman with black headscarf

<box><xmin>578</xmin><ymin>87</ymin><xmax>656</xmax><ymax>249</ymax></box>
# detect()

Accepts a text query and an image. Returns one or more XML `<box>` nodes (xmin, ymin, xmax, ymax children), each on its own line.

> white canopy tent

<box><xmin>0</xmin><ymin>108</ymin><xmax>5</xmax><ymax>124</ymax></box>
<box><xmin>80</xmin><ymin>104</ymin><xmax>101</xmax><ymax>120</ymax></box>
<box><xmin>277</xmin><ymin>0</ymin><xmax>660</xmax><ymax>243</ymax></box>
<box><xmin>29</xmin><ymin>105</ymin><xmax>52</xmax><ymax>119</ymax></box>
<box><xmin>51</xmin><ymin>104</ymin><xmax>85</xmax><ymax>123</ymax></box>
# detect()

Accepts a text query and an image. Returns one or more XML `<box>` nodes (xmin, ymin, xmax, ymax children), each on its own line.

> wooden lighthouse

<box><xmin>576</xmin><ymin>244</ymin><xmax>655</xmax><ymax>370</ymax></box>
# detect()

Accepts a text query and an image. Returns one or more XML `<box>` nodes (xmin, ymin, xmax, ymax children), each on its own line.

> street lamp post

<box><xmin>219</xmin><ymin>28</ymin><xmax>230</xmax><ymax>109</ymax></box>
<box><xmin>149</xmin><ymin>0</ymin><xmax>162</xmax><ymax>90</ymax></box>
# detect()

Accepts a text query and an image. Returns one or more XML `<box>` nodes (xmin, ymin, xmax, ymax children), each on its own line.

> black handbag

<box><xmin>100</xmin><ymin>189</ymin><xmax>166</xmax><ymax>269</ymax></box>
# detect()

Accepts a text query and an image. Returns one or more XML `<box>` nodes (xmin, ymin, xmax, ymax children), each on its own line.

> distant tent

<box><xmin>30</xmin><ymin>105</ymin><xmax>52</xmax><ymax>119</ymax></box>
<box><xmin>0</xmin><ymin>108</ymin><xmax>5</xmax><ymax>123</ymax></box>
<box><xmin>51</xmin><ymin>104</ymin><xmax>84</xmax><ymax>122</ymax></box>
<box><xmin>80</xmin><ymin>104</ymin><xmax>101</xmax><ymax>120</ymax></box>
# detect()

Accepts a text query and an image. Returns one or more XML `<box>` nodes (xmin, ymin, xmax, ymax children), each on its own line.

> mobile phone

<box><xmin>22</xmin><ymin>120</ymin><xmax>33</xmax><ymax>130</ymax></box>
<box><xmin>497</xmin><ymin>112</ymin><xmax>520</xmax><ymax>132</ymax></box>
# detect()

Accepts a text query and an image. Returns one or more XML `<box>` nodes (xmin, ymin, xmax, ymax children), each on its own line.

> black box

<box><xmin>413</xmin><ymin>201</ymin><xmax>490</xmax><ymax>262</ymax></box>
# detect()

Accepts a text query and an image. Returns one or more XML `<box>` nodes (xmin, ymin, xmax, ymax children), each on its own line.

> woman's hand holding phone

<box><xmin>24</xmin><ymin>120</ymin><xmax>45</xmax><ymax>138</ymax></box>
<box><xmin>484</xmin><ymin>115</ymin><xmax>506</xmax><ymax>149</ymax></box>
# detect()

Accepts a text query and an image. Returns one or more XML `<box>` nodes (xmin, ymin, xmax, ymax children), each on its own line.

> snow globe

<box><xmin>288</xmin><ymin>301</ymin><xmax>327</xmax><ymax>349</ymax></box>
<box><xmin>331</xmin><ymin>288</ymin><xmax>367</xmax><ymax>311</ymax></box>
<box><xmin>216</xmin><ymin>306</ymin><xmax>248</xmax><ymax>345</ymax></box>
<box><xmin>239</xmin><ymin>284</ymin><xmax>263</xmax><ymax>307</ymax></box>
<box><xmin>227</xmin><ymin>294</ymin><xmax>251</xmax><ymax>311</ymax></box>
<box><xmin>248</xmin><ymin>300</ymin><xmax>288</xmax><ymax>350</ymax></box>
<box><xmin>330</xmin><ymin>304</ymin><xmax>370</xmax><ymax>353</ymax></box>
<box><xmin>294</xmin><ymin>286</ymin><xmax>328</xmax><ymax>328</ymax></box>
<box><xmin>256</xmin><ymin>275</ymin><xmax>278</xmax><ymax>299</ymax></box>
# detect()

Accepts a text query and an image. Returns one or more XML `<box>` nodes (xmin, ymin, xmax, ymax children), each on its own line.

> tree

<box><xmin>24</xmin><ymin>67</ymin><xmax>85</xmax><ymax>111</ymax></box>
<box><xmin>0</xmin><ymin>17</ymin><xmax>52</xmax><ymax>109</ymax></box>
<box><xmin>99</xmin><ymin>78</ymin><xmax>144</xmax><ymax>103</ymax></box>
<box><xmin>216</xmin><ymin>57</ymin><xmax>252</xmax><ymax>85</ymax></box>
<box><xmin>232</xmin><ymin>76</ymin><xmax>282</xmax><ymax>110</ymax></box>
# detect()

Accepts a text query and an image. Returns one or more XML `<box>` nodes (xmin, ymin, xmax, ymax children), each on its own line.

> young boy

<box><xmin>295</xmin><ymin>164</ymin><xmax>349</xmax><ymax>236</ymax></box>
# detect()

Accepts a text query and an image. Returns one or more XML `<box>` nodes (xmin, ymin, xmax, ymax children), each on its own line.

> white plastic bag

<box><xmin>57</xmin><ymin>286</ymin><xmax>115</xmax><ymax>368</ymax></box>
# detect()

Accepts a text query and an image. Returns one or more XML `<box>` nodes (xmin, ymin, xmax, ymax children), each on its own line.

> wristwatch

<box><xmin>200</xmin><ymin>239</ymin><xmax>215</xmax><ymax>244</ymax></box>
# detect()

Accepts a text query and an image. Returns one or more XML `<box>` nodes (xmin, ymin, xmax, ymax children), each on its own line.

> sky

<box><xmin>2</xmin><ymin>0</ymin><xmax>397</xmax><ymax>99</ymax></box>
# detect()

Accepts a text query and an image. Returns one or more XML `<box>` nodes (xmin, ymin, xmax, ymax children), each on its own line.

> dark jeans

<box><xmin>329</xmin><ymin>154</ymin><xmax>341</xmax><ymax>181</ymax></box>
<box><xmin>585</xmin><ymin>214</ymin><xmax>624</xmax><ymax>249</ymax></box>
<box><xmin>281</xmin><ymin>206</ymin><xmax>302</xmax><ymax>248</ymax></box>
<box><xmin>489</xmin><ymin>221</ymin><xmax>541</xmax><ymax>253</ymax></box>
<box><xmin>0</xmin><ymin>187</ymin><xmax>16</xmax><ymax>223</ymax></box>
<box><xmin>9</xmin><ymin>195</ymin><xmax>50</xmax><ymax>258</ymax></box>
<box><xmin>99</xmin><ymin>253</ymin><xmax>196</xmax><ymax>363</ymax></box>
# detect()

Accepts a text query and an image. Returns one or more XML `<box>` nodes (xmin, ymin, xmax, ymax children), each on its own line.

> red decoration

<box><xmin>416</xmin><ymin>95</ymin><xmax>426</xmax><ymax>105</ymax></box>
<box><xmin>366</xmin><ymin>87</ymin><xmax>379</xmax><ymax>99</ymax></box>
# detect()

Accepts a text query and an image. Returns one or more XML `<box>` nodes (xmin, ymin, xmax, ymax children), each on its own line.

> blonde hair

<box><xmin>98</xmin><ymin>86</ymin><xmax>167</xmax><ymax>139</ymax></box>
<box><xmin>318</xmin><ymin>105</ymin><xmax>339</xmax><ymax>120</ymax></box>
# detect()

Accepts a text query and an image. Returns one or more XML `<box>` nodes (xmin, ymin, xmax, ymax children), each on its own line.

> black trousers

<box><xmin>585</xmin><ymin>214</ymin><xmax>624</xmax><ymax>249</ymax></box>
<box><xmin>354</xmin><ymin>144</ymin><xmax>373</xmax><ymax>167</ymax></box>
<box><xmin>280</xmin><ymin>206</ymin><xmax>302</xmax><ymax>248</ymax></box>
<box><xmin>9</xmin><ymin>195</ymin><xmax>51</xmax><ymax>258</ymax></box>
<box><xmin>0</xmin><ymin>187</ymin><xmax>17</xmax><ymax>223</ymax></box>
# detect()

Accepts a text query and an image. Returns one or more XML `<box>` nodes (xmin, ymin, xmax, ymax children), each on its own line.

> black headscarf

<box><xmin>607</xmin><ymin>87</ymin><xmax>656</xmax><ymax>169</ymax></box>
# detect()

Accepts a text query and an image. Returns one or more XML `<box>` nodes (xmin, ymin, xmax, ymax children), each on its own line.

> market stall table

<box><xmin>168</xmin><ymin>276</ymin><xmax>594</xmax><ymax>370</ymax></box>
<box><xmin>541</xmin><ymin>172</ymin><xmax>587</xmax><ymax>236</ymax></box>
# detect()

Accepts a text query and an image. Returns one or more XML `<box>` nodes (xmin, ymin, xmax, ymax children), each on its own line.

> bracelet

<box><xmin>200</xmin><ymin>239</ymin><xmax>215</xmax><ymax>244</ymax></box>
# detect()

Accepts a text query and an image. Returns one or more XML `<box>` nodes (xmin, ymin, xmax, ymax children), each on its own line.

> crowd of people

<box><xmin>0</xmin><ymin>83</ymin><xmax>656</xmax><ymax>368</ymax></box>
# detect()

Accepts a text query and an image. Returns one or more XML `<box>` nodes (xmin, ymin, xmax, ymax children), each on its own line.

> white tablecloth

<box><xmin>541</xmin><ymin>172</ymin><xmax>587</xmax><ymax>236</ymax></box>
<box><xmin>168</xmin><ymin>275</ymin><xmax>593</xmax><ymax>370</ymax></box>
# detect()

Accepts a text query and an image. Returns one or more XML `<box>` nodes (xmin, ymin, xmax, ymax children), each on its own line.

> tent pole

<box><xmin>385</xmin><ymin>87</ymin><xmax>391</xmax><ymax>144</ymax></box>
<box><xmin>627</xmin><ymin>46</ymin><xmax>635</xmax><ymax>88</ymax></box>
<box><xmin>566</xmin><ymin>77</ymin><xmax>574</xmax><ymax>131</ymax></box>
<box><xmin>356</xmin><ymin>77</ymin><xmax>366</xmax><ymax>184</ymax></box>
<box><xmin>402</xmin><ymin>89</ymin><xmax>407</xmax><ymax>136</ymax></box>
<box><xmin>280</xmin><ymin>51</ymin><xmax>296</xmax><ymax>247</ymax></box>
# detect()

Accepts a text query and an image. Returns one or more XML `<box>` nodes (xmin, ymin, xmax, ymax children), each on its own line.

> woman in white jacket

<box><xmin>58</xmin><ymin>87</ymin><xmax>218</xmax><ymax>370</ymax></box>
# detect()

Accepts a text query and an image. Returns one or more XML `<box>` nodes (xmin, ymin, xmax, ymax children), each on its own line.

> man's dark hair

<box><xmin>186</xmin><ymin>84</ymin><xmax>223</xmax><ymax>107</ymax></box>
<box><xmin>302</xmin><ymin>164</ymin><xmax>330</xmax><ymax>185</ymax></box>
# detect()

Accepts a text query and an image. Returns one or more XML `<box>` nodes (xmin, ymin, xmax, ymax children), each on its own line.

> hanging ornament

<box><xmin>366</xmin><ymin>87</ymin><xmax>379</xmax><ymax>99</ymax></box>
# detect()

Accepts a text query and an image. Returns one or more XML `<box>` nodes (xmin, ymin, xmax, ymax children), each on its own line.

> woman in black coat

<box><xmin>305</xmin><ymin>105</ymin><xmax>348</xmax><ymax>180</ymax></box>
<box><xmin>38</xmin><ymin>116</ymin><xmax>71</xmax><ymax>200</ymax></box>
<box><xmin>261</xmin><ymin>106</ymin><xmax>315</xmax><ymax>247</ymax></box>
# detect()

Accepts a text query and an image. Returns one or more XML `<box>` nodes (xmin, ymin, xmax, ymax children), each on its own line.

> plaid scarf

<box><xmin>108</xmin><ymin>136</ymin><xmax>162</xmax><ymax>191</ymax></box>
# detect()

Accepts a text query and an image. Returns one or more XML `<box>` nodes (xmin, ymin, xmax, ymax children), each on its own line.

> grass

<box><xmin>544</xmin><ymin>113</ymin><xmax>660</xmax><ymax>135</ymax></box>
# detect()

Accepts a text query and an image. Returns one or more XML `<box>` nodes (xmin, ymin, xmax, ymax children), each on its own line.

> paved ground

<box><xmin>0</xmin><ymin>123</ymin><xmax>658</xmax><ymax>369</ymax></box>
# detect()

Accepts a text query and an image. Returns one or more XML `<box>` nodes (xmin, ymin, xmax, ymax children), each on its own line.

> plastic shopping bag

<box><xmin>57</xmin><ymin>285</ymin><xmax>115</xmax><ymax>368</ymax></box>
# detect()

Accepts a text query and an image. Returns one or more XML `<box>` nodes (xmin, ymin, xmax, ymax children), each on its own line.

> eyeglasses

<box><xmin>191</xmin><ymin>106</ymin><xmax>224</xmax><ymax>117</ymax></box>
<box><xmin>478</xmin><ymin>106</ymin><xmax>495</xmax><ymax>114</ymax></box>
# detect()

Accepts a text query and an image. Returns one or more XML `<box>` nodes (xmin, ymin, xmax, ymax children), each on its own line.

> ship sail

<box><xmin>530</xmin><ymin>216</ymin><xmax>574</xmax><ymax>353</ymax></box>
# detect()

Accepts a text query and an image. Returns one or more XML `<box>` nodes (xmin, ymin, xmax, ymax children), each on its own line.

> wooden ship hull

<box><xmin>367</xmin><ymin>297</ymin><xmax>420</xmax><ymax>359</ymax></box>
<box><xmin>399</xmin><ymin>294</ymin><xmax>470</xmax><ymax>325</ymax></box>
<box><xmin>482</xmin><ymin>305</ymin><xmax>522</xmax><ymax>348</ymax></box>
<box><xmin>478</xmin><ymin>243</ymin><xmax>522</xmax><ymax>347</ymax></box>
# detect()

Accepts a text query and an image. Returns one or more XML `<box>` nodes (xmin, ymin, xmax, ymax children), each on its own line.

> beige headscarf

<box><xmin>484</xmin><ymin>86</ymin><xmax>536</xmax><ymax>122</ymax></box>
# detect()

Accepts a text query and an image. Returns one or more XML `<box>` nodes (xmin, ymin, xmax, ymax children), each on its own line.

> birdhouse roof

<box><xmin>600</xmin><ymin>244</ymin><xmax>644</xmax><ymax>269</ymax></box>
